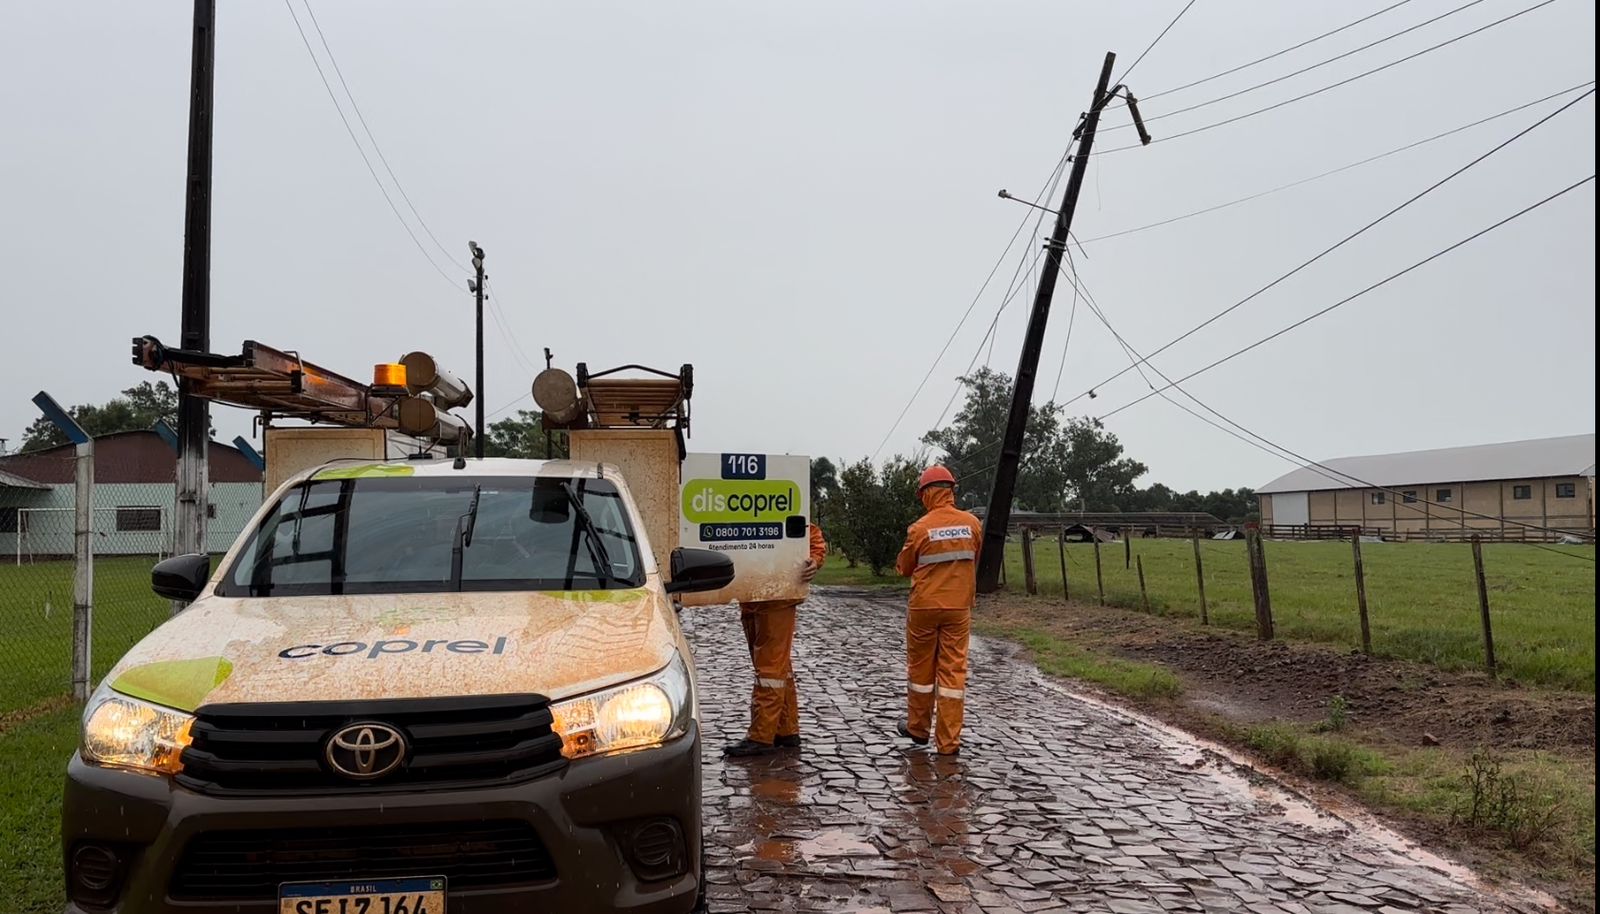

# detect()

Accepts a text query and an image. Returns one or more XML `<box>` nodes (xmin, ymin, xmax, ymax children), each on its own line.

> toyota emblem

<box><xmin>324</xmin><ymin>722</ymin><xmax>407</xmax><ymax>780</ymax></box>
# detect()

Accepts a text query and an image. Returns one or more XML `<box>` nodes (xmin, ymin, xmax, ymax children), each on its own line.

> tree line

<box><xmin>813</xmin><ymin>368</ymin><xmax>1256</xmax><ymax>575</ymax></box>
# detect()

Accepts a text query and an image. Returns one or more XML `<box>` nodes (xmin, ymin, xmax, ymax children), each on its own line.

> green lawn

<box><xmin>818</xmin><ymin>538</ymin><xmax>1596</xmax><ymax>691</ymax></box>
<box><xmin>0</xmin><ymin>557</ymin><xmax>173</xmax><ymax>714</ymax></box>
<box><xmin>0</xmin><ymin>706</ymin><xmax>76</xmax><ymax>913</ymax></box>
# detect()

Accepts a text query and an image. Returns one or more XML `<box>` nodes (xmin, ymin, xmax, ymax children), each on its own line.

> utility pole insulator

<box><xmin>975</xmin><ymin>51</ymin><xmax>1118</xmax><ymax>595</ymax></box>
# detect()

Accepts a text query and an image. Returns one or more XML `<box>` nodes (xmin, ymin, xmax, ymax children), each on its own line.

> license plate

<box><xmin>279</xmin><ymin>877</ymin><xmax>446</xmax><ymax>914</ymax></box>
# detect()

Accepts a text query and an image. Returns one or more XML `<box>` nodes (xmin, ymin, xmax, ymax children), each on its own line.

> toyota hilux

<box><xmin>62</xmin><ymin>457</ymin><xmax>732</xmax><ymax>914</ymax></box>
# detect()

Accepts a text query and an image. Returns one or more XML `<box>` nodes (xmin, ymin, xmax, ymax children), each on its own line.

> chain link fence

<box><xmin>1</xmin><ymin>453</ymin><xmax>248</xmax><ymax>717</ymax></box>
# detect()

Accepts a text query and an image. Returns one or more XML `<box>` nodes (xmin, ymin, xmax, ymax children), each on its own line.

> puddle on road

<box><xmin>795</xmin><ymin>829</ymin><xmax>880</xmax><ymax>859</ymax></box>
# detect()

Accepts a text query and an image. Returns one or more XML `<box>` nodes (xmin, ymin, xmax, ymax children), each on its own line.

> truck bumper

<box><xmin>61</xmin><ymin>723</ymin><xmax>701</xmax><ymax>914</ymax></box>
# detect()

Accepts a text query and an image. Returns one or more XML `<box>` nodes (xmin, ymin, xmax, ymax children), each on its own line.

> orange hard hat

<box><xmin>918</xmin><ymin>465</ymin><xmax>956</xmax><ymax>492</ymax></box>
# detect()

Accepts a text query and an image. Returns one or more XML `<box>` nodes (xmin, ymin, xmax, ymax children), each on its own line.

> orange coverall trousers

<box><xmin>741</xmin><ymin>600</ymin><xmax>800</xmax><ymax>743</ymax></box>
<box><xmin>905</xmin><ymin>608</ymin><xmax>970</xmax><ymax>754</ymax></box>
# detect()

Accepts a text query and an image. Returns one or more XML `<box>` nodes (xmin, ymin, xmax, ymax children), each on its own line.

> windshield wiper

<box><xmin>561</xmin><ymin>480</ymin><xmax>615</xmax><ymax>585</ymax></box>
<box><xmin>449</xmin><ymin>485</ymin><xmax>482</xmax><ymax>591</ymax></box>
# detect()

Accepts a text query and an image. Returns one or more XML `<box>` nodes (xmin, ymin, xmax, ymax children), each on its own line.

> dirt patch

<box><xmin>0</xmin><ymin>694</ymin><xmax>75</xmax><ymax>737</ymax></box>
<box><xmin>978</xmin><ymin>597</ymin><xmax>1595</xmax><ymax>755</ymax></box>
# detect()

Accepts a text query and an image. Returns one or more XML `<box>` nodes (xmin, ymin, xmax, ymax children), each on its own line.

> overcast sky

<box><xmin>2</xmin><ymin>0</ymin><xmax>1594</xmax><ymax>491</ymax></box>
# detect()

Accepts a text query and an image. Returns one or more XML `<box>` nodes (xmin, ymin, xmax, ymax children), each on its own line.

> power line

<box><xmin>1143</xmin><ymin>0</ymin><xmax>1420</xmax><ymax>101</ymax></box>
<box><xmin>1065</xmin><ymin>86</ymin><xmax>1595</xmax><ymax>409</ymax></box>
<box><xmin>1059</xmin><ymin>257</ymin><xmax>1595</xmax><ymax>547</ymax></box>
<box><xmin>919</xmin><ymin>139</ymin><xmax>1083</xmax><ymax>442</ymax></box>
<box><xmin>299</xmin><ymin>0</ymin><xmax>467</xmax><ymax>273</ymax></box>
<box><xmin>1095</xmin><ymin>0</ymin><xmax>1560</xmax><ymax>156</ymax></box>
<box><xmin>1106</xmin><ymin>0</ymin><xmax>1492</xmax><ymax>133</ymax></box>
<box><xmin>281</xmin><ymin>0</ymin><xmax>460</xmax><ymax>288</ymax></box>
<box><xmin>1080</xmin><ymin>81</ymin><xmax>1595</xmax><ymax>245</ymax></box>
<box><xmin>1116</xmin><ymin>0</ymin><xmax>1200</xmax><ymax>84</ymax></box>
<box><xmin>1095</xmin><ymin>173</ymin><xmax>1597</xmax><ymax>421</ymax></box>
<box><xmin>869</xmin><ymin>143</ymin><xmax>1074</xmax><ymax>460</ymax></box>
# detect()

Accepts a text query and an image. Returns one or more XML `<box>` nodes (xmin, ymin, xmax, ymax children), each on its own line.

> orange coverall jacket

<box><xmin>895</xmin><ymin>487</ymin><xmax>982</xmax><ymax>610</ymax></box>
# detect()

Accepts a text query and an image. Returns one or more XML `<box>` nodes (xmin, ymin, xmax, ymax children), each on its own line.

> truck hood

<box><xmin>102</xmin><ymin>586</ymin><xmax>681</xmax><ymax>712</ymax></box>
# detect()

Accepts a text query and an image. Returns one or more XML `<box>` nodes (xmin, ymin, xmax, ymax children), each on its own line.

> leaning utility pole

<box><xmin>175</xmin><ymin>0</ymin><xmax>216</xmax><ymax>600</ymax></box>
<box><xmin>977</xmin><ymin>51</ymin><xmax>1126</xmax><ymax>594</ymax></box>
<box><xmin>469</xmin><ymin>241</ymin><xmax>486</xmax><ymax>458</ymax></box>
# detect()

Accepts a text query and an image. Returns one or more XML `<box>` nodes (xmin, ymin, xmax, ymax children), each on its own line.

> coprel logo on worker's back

<box><xmin>679</xmin><ymin>453</ymin><xmax>810</xmax><ymax>606</ymax></box>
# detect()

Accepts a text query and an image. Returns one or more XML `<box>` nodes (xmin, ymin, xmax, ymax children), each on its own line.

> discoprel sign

<box><xmin>678</xmin><ymin>452</ymin><xmax>811</xmax><ymax>606</ymax></box>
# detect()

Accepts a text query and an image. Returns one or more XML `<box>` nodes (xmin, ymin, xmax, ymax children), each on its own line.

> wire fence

<box><xmin>1000</xmin><ymin>529</ymin><xmax>1596</xmax><ymax>692</ymax></box>
<box><xmin>0</xmin><ymin>454</ymin><xmax>247</xmax><ymax>717</ymax></box>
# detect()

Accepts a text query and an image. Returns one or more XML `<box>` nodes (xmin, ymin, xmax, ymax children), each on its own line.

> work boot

<box><xmin>896</xmin><ymin>721</ymin><xmax>929</xmax><ymax>747</ymax></box>
<box><xmin>774</xmin><ymin>733</ymin><xmax>802</xmax><ymax>749</ymax></box>
<box><xmin>936</xmin><ymin>747</ymin><xmax>961</xmax><ymax>757</ymax></box>
<box><xmin>722</xmin><ymin>739</ymin><xmax>776</xmax><ymax>758</ymax></box>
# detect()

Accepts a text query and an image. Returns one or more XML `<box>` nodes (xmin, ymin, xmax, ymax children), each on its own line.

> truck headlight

<box><xmin>551</xmin><ymin>653</ymin><xmax>692</xmax><ymax>760</ymax></box>
<box><xmin>81</xmin><ymin>685</ymin><xmax>194</xmax><ymax>776</ymax></box>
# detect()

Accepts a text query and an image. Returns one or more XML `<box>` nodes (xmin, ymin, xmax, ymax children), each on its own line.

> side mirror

<box><xmin>152</xmin><ymin>553</ymin><xmax>210</xmax><ymax>602</ymax></box>
<box><xmin>664</xmin><ymin>547</ymin><xmax>735</xmax><ymax>595</ymax></box>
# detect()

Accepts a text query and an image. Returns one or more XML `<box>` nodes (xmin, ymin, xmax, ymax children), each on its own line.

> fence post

<box><xmin>1058</xmin><ymin>529</ymin><xmax>1069</xmax><ymax>602</ymax></box>
<box><xmin>1246</xmin><ymin>528</ymin><xmax>1274</xmax><ymax>640</ymax></box>
<box><xmin>1351</xmin><ymin>532</ymin><xmax>1372</xmax><ymax>654</ymax></box>
<box><xmin>1021</xmin><ymin>528</ymin><xmax>1038</xmax><ymax>595</ymax></box>
<box><xmin>33</xmin><ymin>391</ymin><xmax>94</xmax><ymax>701</ymax></box>
<box><xmin>1191</xmin><ymin>535</ymin><xmax>1208</xmax><ymax>625</ymax></box>
<box><xmin>1092</xmin><ymin>537</ymin><xmax>1105</xmax><ymax>605</ymax></box>
<box><xmin>1136</xmin><ymin>555</ymin><xmax>1150</xmax><ymax>614</ymax></box>
<box><xmin>1471</xmin><ymin>535</ymin><xmax>1496</xmax><ymax>678</ymax></box>
<box><xmin>73</xmin><ymin>440</ymin><xmax>95</xmax><ymax>701</ymax></box>
<box><xmin>1124</xmin><ymin>532</ymin><xmax>1131</xmax><ymax>569</ymax></box>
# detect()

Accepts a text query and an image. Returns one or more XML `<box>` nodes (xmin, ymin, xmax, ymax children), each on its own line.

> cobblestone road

<box><xmin>685</xmin><ymin>591</ymin><xmax>1541</xmax><ymax>914</ymax></box>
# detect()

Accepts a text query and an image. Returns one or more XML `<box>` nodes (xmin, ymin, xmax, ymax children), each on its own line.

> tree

<box><xmin>833</xmin><ymin>456</ymin><xmax>923</xmax><ymax>575</ymax></box>
<box><xmin>481</xmin><ymin>410</ymin><xmax>567</xmax><ymax>459</ymax></box>
<box><xmin>921</xmin><ymin>368</ymin><xmax>1072</xmax><ymax>512</ymax></box>
<box><xmin>920</xmin><ymin>369</ymin><xmax>1150</xmax><ymax>513</ymax></box>
<box><xmin>810</xmin><ymin>456</ymin><xmax>840</xmax><ymax>526</ymax></box>
<box><xmin>21</xmin><ymin>381</ymin><xmax>183</xmax><ymax>451</ymax></box>
<box><xmin>1058</xmin><ymin>417</ymin><xmax>1147</xmax><ymax>511</ymax></box>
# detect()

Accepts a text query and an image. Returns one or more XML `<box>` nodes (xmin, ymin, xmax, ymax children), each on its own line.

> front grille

<box><xmin>178</xmin><ymin>694</ymin><xmax>566</xmax><ymax>794</ymax></box>
<box><xmin>169</xmin><ymin>820</ymin><xmax>556</xmax><ymax>901</ymax></box>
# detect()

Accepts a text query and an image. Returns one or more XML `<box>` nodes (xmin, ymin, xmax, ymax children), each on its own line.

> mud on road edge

<box><xmin>959</xmin><ymin>592</ymin><xmax>1596</xmax><ymax>914</ymax></box>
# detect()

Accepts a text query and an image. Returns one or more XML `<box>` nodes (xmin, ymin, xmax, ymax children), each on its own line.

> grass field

<box><xmin>0</xmin><ymin>557</ymin><xmax>172</xmax><ymax>714</ymax></box>
<box><xmin>816</xmin><ymin>538</ymin><xmax>1596</xmax><ymax>691</ymax></box>
<box><xmin>0</xmin><ymin>707</ymin><xmax>76</xmax><ymax>913</ymax></box>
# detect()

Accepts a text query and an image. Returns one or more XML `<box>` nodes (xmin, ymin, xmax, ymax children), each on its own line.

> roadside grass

<box><xmin>813</xmin><ymin>560</ymin><xmax>909</xmax><ymax>590</ymax></box>
<box><xmin>0</xmin><ymin>557</ymin><xmax>174</xmax><ymax>714</ymax></box>
<box><xmin>979</xmin><ymin>622</ymin><xmax>1181</xmax><ymax>700</ymax></box>
<box><xmin>1225</xmin><ymin>717</ymin><xmax>1594</xmax><ymax>899</ymax></box>
<box><xmin>1000</xmin><ymin>538</ymin><xmax>1595</xmax><ymax>691</ymax></box>
<box><xmin>0</xmin><ymin>706</ymin><xmax>76</xmax><ymax>914</ymax></box>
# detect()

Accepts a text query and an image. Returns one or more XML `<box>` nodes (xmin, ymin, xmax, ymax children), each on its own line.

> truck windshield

<box><xmin>217</xmin><ymin>475</ymin><xmax>645</xmax><ymax>596</ymax></box>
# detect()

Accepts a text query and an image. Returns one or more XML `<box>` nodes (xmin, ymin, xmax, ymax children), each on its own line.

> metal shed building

<box><xmin>1256</xmin><ymin>434</ymin><xmax>1594</xmax><ymax>540</ymax></box>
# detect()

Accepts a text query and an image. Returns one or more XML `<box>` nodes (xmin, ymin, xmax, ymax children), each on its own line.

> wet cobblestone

<box><xmin>686</xmin><ymin>592</ymin><xmax>1537</xmax><ymax>913</ymax></box>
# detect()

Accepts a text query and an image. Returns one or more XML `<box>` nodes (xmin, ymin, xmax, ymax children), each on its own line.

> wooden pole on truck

<box><xmin>1093</xmin><ymin>536</ymin><xmax>1105</xmax><ymax>605</ymax></box>
<box><xmin>1058</xmin><ymin>529</ymin><xmax>1070</xmax><ymax>602</ymax></box>
<box><xmin>1022</xmin><ymin>528</ymin><xmax>1038</xmax><ymax>595</ymax></box>
<box><xmin>1471</xmin><ymin>535</ymin><xmax>1497</xmax><ymax>677</ymax></box>
<box><xmin>1191</xmin><ymin>534</ymin><xmax>1209</xmax><ymax>625</ymax></box>
<box><xmin>1136</xmin><ymin>555</ymin><xmax>1150</xmax><ymax>614</ymax></box>
<box><xmin>1351</xmin><ymin>532</ymin><xmax>1372</xmax><ymax>654</ymax></box>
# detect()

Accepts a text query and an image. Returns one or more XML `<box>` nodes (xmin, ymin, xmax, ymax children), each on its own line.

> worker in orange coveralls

<box><xmin>723</xmin><ymin>522</ymin><xmax>828</xmax><ymax>757</ymax></box>
<box><xmin>894</xmin><ymin>466</ymin><xmax>982</xmax><ymax>756</ymax></box>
